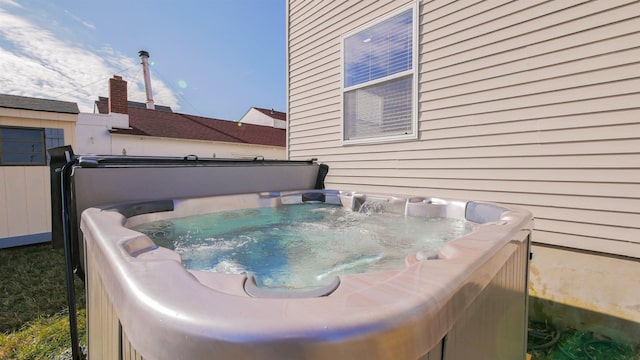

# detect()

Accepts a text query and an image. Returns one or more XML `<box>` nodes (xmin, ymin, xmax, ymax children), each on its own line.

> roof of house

<box><xmin>95</xmin><ymin>96</ymin><xmax>173</xmax><ymax>113</ymax></box>
<box><xmin>96</xmin><ymin>98</ymin><xmax>285</xmax><ymax>147</ymax></box>
<box><xmin>0</xmin><ymin>93</ymin><xmax>79</xmax><ymax>114</ymax></box>
<box><xmin>254</xmin><ymin>107</ymin><xmax>287</xmax><ymax>122</ymax></box>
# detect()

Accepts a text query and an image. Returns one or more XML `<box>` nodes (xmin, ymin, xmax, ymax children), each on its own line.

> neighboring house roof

<box><xmin>0</xmin><ymin>93</ymin><xmax>79</xmax><ymax>114</ymax></box>
<box><xmin>95</xmin><ymin>96</ymin><xmax>173</xmax><ymax>113</ymax></box>
<box><xmin>96</xmin><ymin>98</ymin><xmax>285</xmax><ymax>147</ymax></box>
<box><xmin>254</xmin><ymin>107</ymin><xmax>286</xmax><ymax>122</ymax></box>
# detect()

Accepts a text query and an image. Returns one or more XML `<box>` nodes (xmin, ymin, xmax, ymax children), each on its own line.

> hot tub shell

<box><xmin>55</xmin><ymin>154</ymin><xmax>532</xmax><ymax>360</ymax></box>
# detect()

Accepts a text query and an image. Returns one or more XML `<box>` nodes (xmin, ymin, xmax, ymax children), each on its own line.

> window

<box><xmin>0</xmin><ymin>126</ymin><xmax>64</xmax><ymax>166</ymax></box>
<box><xmin>342</xmin><ymin>6</ymin><xmax>417</xmax><ymax>143</ymax></box>
<box><xmin>44</xmin><ymin>128</ymin><xmax>65</xmax><ymax>164</ymax></box>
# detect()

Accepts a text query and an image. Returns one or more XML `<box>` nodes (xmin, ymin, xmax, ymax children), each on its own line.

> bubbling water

<box><xmin>132</xmin><ymin>203</ymin><xmax>474</xmax><ymax>290</ymax></box>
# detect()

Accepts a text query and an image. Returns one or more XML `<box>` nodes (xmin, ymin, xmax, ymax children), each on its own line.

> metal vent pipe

<box><xmin>138</xmin><ymin>50</ymin><xmax>155</xmax><ymax>110</ymax></box>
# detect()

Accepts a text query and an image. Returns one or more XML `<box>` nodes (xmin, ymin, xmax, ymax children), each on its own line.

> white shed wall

<box><xmin>76</xmin><ymin>112</ymin><xmax>129</xmax><ymax>155</ymax></box>
<box><xmin>111</xmin><ymin>134</ymin><xmax>286</xmax><ymax>160</ymax></box>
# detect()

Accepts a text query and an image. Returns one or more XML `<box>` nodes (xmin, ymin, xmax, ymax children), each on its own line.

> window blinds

<box><xmin>343</xmin><ymin>8</ymin><xmax>414</xmax><ymax>141</ymax></box>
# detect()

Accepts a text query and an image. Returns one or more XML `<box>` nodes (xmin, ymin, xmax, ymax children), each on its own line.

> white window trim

<box><xmin>340</xmin><ymin>3</ymin><xmax>419</xmax><ymax>145</ymax></box>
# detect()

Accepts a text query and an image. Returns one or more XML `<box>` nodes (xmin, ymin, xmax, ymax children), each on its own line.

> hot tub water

<box><xmin>132</xmin><ymin>202</ymin><xmax>474</xmax><ymax>290</ymax></box>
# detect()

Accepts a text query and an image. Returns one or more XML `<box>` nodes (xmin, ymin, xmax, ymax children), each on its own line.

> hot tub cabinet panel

<box><xmin>80</xmin><ymin>190</ymin><xmax>532</xmax><ymax>360</ymax></box>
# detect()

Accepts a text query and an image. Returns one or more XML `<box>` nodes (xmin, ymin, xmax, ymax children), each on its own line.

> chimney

<box><xmin>138</xmin><ymin>50</ymin><xmax>155</xmax><ymax>110</ymax></box>
<box><xmin>108</xmin><ymin>75</ymin><xmax>128</xmax><ymax>114</ymax></box>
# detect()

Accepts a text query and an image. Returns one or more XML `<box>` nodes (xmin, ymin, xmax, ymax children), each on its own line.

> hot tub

<box><xmin>53</xmin><ymin>153</ymin><xmax>532</xmax><ymax>360</ymax></box>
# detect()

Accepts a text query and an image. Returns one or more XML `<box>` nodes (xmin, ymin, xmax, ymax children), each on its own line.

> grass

<box><xmin>0</xmin><ymin>243</ymin><xmax>85</xmax><ymax>359</ymax></box>
<box><xmin>0</xmin><ymin>309</ymin><xmax>86</xmax><ymax>360</ymax></box>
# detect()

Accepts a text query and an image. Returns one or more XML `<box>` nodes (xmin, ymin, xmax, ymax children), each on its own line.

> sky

<box><xmin>0</xmin><ymin>0</ymin><xmax>286</xmax><ymax>121</ymax></box>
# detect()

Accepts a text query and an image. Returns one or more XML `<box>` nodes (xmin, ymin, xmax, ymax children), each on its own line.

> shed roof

<box><xmin>0</xmin><ymin>93</ymin><xmax>79</xmax><ymax>114</ymax></box>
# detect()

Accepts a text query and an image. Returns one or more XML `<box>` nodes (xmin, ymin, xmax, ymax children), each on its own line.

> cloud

<box><xmin>0</xmin><ymin>0</ymin><xmax>22</xmax><ymax>8</ymax></box>
<box><xmin>0</xmin><ymin>8</ymin><xmax>180</xmax><ymax>113</ymax></box>
<box><xmin>64</xmin><ymin>10</ymin><xmax>96</xmax><ymax>30</ymax></box>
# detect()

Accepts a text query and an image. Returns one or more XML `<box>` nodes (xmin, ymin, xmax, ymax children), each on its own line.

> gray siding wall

<box><xmin>287</xmin><ymin>0</ymin><xmax>640</xmax><ymax>259</ymax></box>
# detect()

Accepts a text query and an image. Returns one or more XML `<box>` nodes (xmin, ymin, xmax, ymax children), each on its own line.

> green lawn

<box><xmin>0</xmin><ymin>243</ymin><xmax>85</xmax><ymax>359</ymax></box>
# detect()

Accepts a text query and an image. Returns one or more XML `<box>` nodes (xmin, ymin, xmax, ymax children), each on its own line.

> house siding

<box><xmin>287</xmin><ymin>0</ymin><xmax>640</xmax><ymax>259</ymax></box>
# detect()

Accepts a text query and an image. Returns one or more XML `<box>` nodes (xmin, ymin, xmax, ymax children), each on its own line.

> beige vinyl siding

<box><xmin>0</xmin><ymin>167</ymin><xmax>49</xmax><ymax>236</ymax></box>
<box><xmin>287</xmin><ymin>0</ymin><xmax>640</xmax><ymax>258</ymax></box>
